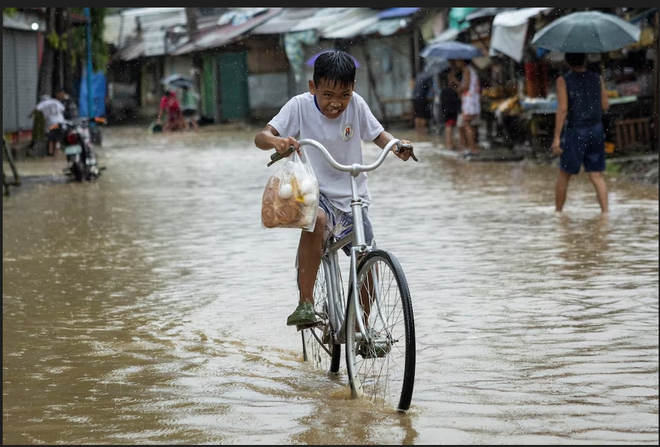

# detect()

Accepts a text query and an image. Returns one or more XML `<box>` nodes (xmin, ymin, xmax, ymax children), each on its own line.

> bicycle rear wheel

<box><xmin>345</xmin><ymin>249</ymin><xmax>416</xmax><ymax>412</ymax></box>
<box><xmin>301</xmin><ymin>256</ymin><xmax>341</xmax><ymax>373</ymax></box>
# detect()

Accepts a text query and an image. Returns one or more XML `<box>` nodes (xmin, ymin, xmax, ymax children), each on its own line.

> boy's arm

<box><xmin>254</xmin><ymin>124</ymin><xmax>299</xmax><ymax>155</ymax></box>
<box><xmin>373</xmin><ymin>131</ymin><xmax>414</xmax><ymax>161</ymax></box>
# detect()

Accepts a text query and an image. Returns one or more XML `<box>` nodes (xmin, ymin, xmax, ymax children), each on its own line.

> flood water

<box><xmin>3</xmin><ymin>125</ymin><xmax>658</xmax><ymax>445</ymax></box>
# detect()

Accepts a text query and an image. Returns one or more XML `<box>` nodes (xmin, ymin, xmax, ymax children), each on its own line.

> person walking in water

<box><xmin>552</xmin><ymin>52</ymin><xmax>610</xmax><ymax>213</ymax></box>
<box><xmin>448</xmin><ymin>59</ymin><xmax>481</xmax><ymax>155</ymax></box>
<box><xmin>180</xmin><ymin>85</ymin><xmax>200</xmax><ymax>132</ymax></box>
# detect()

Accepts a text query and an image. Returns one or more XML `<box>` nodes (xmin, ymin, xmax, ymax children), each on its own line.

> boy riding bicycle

<box><xmin>254</xmin><ymin>50</ymin><xmax>415</xmax><ymax>328</ymax></box>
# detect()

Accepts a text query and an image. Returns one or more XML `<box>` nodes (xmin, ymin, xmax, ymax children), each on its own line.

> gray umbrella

<box><xmin>160</xmin><ymin>74</ymin><xmax>194</xmax><ymax>88</ymax></box>
<box><xmin>420</xmin><ymin>41</ymin><xmax>483</xmax><ymax>60</ymax></box>
<box><xmin>531</xmin><ymin>10</ymin><xmax>640</xmax><ymax>53</ymax></box>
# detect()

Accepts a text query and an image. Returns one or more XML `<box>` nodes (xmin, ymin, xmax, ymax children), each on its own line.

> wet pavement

<box><xmin>3</xmin><ymin>124</ymin><xmax>659</xmax><ymax>444</ymax></box>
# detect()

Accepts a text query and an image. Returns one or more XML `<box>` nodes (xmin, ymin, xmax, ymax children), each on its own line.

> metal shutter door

<box><xmin>2</xmin><ymin>29</ymin><xmax>38</xmax><ymax>133</ymax></box>
<box><xmin>3</xmin><ymin>29</ymin><xmax>18</xmax><ymax>132</ymax></box>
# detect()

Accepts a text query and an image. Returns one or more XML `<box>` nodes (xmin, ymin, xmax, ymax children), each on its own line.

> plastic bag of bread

<box><xmin>261</xmin><ymin>149</ymin><xmax>319</xmax><ymax>232</ymax></box>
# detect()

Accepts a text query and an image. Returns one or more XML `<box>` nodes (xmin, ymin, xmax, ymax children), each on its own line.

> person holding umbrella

<box><xmin>532</xmin><ymin>10</ymin><xmax>640</xmax><ymax>214</ymax></box>
<box><xmin>551</xmin><ymin>52</ymin><xmax>610</xmax><ymax>214</ymax></box>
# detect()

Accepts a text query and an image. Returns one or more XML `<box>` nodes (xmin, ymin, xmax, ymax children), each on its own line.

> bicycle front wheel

<box><xmin>301</xmin><ymin>256</ymin><xmax>341</xmax><ymax>374</ymax></box>
<box><xmin>345</xmin><ymin>249</ymin><xmax>416</xmax><ymax>412</ymax></box>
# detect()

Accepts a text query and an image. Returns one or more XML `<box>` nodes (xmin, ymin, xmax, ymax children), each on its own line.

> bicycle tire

<box><xmin>301</xmin><ymin>256</ymin><xmax>341</xmax><ymax>373</ymax></box>
<box><xmin>344</xmin><ymin>249</ymin><xmax>416</xmax><ymax>412</ymax></box>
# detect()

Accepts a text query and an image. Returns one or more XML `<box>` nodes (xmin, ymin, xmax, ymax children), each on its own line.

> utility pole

<box><xmin>84</xmin><ymin>7</ymin><xmax>93</xmax><ymax>118</ymax></box>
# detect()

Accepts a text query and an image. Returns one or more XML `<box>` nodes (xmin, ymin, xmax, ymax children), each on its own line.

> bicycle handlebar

<box><xmin>267</xmin><ymin>138</ymin><xmax>417</xmax><ymax>170</ymax></box>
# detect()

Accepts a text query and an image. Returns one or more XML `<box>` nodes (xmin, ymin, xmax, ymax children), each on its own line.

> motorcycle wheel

<box><xmin>72</xmin><ymin>162</ymin><xmax>85</xmax><ymax>182</ymax></box>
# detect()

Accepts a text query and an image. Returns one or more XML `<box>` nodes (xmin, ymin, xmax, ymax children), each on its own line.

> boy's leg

<box><xmin>297</xmin><ymin>209</ymin><xmax>326</xmax><ymax>304</ymax></box>
<box><xmin>288</xmin><ymin>209</ymin><xmax>327</xmax><ymax>326</ymax></box>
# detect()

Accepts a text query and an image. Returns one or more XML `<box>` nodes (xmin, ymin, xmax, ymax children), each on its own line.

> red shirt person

<box><xmin>158</xmin><ymin>90</ymin><xmax>184</xmax><ymax>131</ymax></box>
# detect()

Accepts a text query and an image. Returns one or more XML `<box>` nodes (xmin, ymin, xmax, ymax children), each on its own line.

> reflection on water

<box><xmin>3</xmin><ymin>127</ymin><xmax>658</xmax><ymax>444</ymax></box>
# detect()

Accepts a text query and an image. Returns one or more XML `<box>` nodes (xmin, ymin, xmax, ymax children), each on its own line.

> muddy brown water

<box><xmin>3</xmin><ymin>125</ymin><xmax>658</xmax><ymax>444</ymax></box>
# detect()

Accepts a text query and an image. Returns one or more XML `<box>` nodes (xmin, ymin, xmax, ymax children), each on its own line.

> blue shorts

<box><xmin>318</xmin><ymin>193</ymin><xmax>375</xmax><ymax>256</ymax></box>
<box><xmin>559</xmin><ymin>122</ymin><xmax>606</xmax><ymax>175</ymax></box>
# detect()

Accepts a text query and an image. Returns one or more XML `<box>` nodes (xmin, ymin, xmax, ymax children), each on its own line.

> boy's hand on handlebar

<box><xmin>267</xmin><ymin>137</ymin><xmax>299</xmax><ymax>166</ymax></box>
<box><xmin>275</xmin><ymin>136</ymin><xmax>299</xmax><ymax>155</ymax></box>
<box><xmin>395</xmin><ymin>140</ymin><xmax>418</xmax><ymax>162</ymax></box>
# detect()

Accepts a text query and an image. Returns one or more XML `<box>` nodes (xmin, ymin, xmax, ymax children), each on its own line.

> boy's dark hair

<box><xmin>565</xmin><ymin>52</ymin><xmax>587</xmax><ymax>68</ymax></box>
<box><xmin>313</xmin><ymin>50</ymin><xmax>356</xmax><ymax>89</ymax></box>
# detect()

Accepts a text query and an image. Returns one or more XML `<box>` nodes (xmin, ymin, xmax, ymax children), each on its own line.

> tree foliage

<box><xmin>71</xmin><ymin>8</ymin><xmax>109</xmax><ymax>73</ymax></box>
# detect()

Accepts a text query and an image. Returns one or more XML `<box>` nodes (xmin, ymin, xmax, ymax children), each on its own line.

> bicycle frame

<box><xmin>298</xmin><ymin>138</ymin><xmax>406</xmax><ymax>345</ymax></box>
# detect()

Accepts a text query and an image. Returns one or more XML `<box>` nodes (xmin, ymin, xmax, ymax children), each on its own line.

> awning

<box><xmin>377</xmin><ymin>8</ymin><xmax>419</xmax><ymax>19</ymax></box>
<box><xmin>249</xmin><ymin>8</ymin><xmax>320</xmax><ymax>34</ymax></box>
<box><xmin>251</xmin><ymin>8</ymin><xmax>354</xmax><ymax>34</ymax></box>
<box><xmin>172</xmin><ymin>8</ymin><xmax>283</xmax><ymax>55</ymax></box>
<box><xmin>489</xmin><ymin>7</ymin><xmax>552</xmax><ymax>62</ymax></box>
<box><xmin>318</xmin><ymin>8</ymin><xmax>380</xmax><ymax>39</ymax></box>
<box><xmin>465</xmin><ymin>7</ymin><xmax>515</xmax><ymax>23</ymax></box>
<box><xmin>427</xmin><ymin>27</ymin><xmax>460</xmax><ymax>45</ymax></box>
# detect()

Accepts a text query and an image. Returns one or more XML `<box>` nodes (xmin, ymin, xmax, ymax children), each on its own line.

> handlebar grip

<box><xmin>397</xmin><ymin>143</ymin><xmax>419</xmax><ymax>162</ymax></box>
<box><xmin>267</xmin><ymin>145</ymin><xmax>295</xmax><ymax>167</ymax></box>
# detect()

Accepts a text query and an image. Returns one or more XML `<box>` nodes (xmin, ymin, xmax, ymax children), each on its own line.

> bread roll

<box><xmin>261</xmin><ymin>203</ymin><xmax>277</xmax><ymax>228</ymax></box>
<box><xmin>262</xmin><ymin>177</ymin><xmax>279</xmax><ymax>206</ymax></box>
<box><xmin>275</xmin><ymin>197</ymin><xmax>303</xmax><ymax>225</ymax></box>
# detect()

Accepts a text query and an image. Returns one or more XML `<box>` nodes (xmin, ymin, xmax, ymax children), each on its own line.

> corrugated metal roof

<box><xmin>172</xmin><ymin>8</ymin><xmax>284</xmax><ymax>55</ymax></box>
<box><xmin>249</xmin><ymin>8</ymin><xmax>320</xmax><ymax>34</ymax></box>
<box><xmin>358</xmin><ymin>15</ymin><xmax>416</xmax><ymax>37</ymax></box>
<box><xmin>104</xmin><ymin>8</ymin><xmax>186</xmax><ymax>48</ymax></box>
<box><xmin>251</xmin><ymin>8</ymin><xmax>356</xmax><ymax>34</ymax></box>
<box><xmin>252</xmin><ymin>7</ymin><xmax>418</xmax><ymax>39</ymax></box>
<box><xmin>118</xmin><ymin>39</ymin><xmax>144</xmax><ymax>61</ymax></box>
<box><xmin>319</xmin><ymin>8</ymin><xmax>380</xmax><ymax>39</ymax></box>
<box><xmin>109</xmin><ymin>7</ymin><xmax>423</xmax><ymax>59</ymax></box>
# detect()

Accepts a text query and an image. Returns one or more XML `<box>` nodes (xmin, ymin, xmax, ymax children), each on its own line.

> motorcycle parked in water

<box><xmin>56</xmin><ymin>116</ymin><xmax>107</xmax><ymax>182</ymax></box>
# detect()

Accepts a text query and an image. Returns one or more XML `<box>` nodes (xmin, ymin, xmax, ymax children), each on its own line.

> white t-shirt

<box><xmin>268</xmin><ymin>91</ymin><xmax>384</xmax><ymax>212</ymax></box>
<box><xmin>36</xmin><ymin>97</ymin><xmax>66</xmax><ymax>128</ymax></box>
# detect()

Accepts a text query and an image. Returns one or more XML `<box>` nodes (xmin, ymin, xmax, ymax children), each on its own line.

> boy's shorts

<box><xmin>318</xmin><ymin>193</ymin><xmax>375</xmax><ymax>256</ymax></box>
<box><xmin>559</xmin><ymin>122</ymin><xmax>606</xmax><ymax>175</ymax></box>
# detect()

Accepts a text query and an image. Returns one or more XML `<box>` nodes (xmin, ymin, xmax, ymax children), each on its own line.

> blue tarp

<box><xmin>377</xmin><ymin>8</ymin><xmax>419</xmax><ymax>19</ymax></box>
<box><xmin>78</xmin><ymin>71</ymin><xmax>106</xmax><ymax>118</ymax></box>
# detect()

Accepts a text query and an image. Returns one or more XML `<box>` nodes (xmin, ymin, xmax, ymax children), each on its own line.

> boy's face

<box><xmin>309</xmin><ymin>78</ymin><xmax>354</xmax><ymax>119</ymax></box>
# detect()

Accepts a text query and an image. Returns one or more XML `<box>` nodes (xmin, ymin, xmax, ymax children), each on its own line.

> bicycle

<box><xmin>268</xmin><ymin>138</ymin><xmax>417</xmax><ymax>412</ymax></box>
